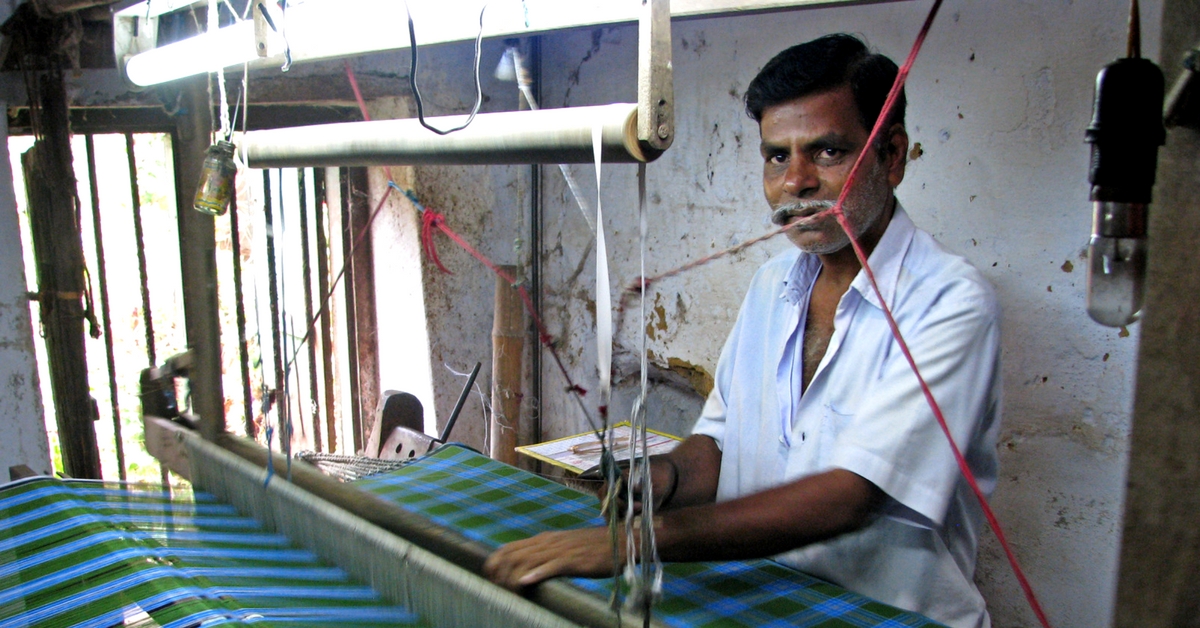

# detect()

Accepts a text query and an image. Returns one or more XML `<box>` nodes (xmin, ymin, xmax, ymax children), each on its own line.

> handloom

<box><xmin>134</xmin><ymin>417</ymin><xmax>946</xmax><ymax>627</ymax></box>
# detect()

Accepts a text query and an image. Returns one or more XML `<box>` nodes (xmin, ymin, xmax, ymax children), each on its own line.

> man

<box><xmin>485</xmin><ymin>34</ymin><xmax>1000</xmax><ymax>628</ymax></box>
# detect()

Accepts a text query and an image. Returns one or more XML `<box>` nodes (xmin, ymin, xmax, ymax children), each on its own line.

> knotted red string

<box><xmin>421</xmin><ymin>207</ymin><xmax>451</xmax><ymax>274</ymax></box>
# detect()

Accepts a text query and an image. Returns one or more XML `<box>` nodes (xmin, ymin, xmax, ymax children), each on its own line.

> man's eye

<box><xmin>813</xmin><ymin>148</ymin><xmax>848</xmax><ymax>165</ymax></box>
<box><xmin>767</xmin><ymin>153</ymin><xmax>788</xmax><ymax>164</ymax></box>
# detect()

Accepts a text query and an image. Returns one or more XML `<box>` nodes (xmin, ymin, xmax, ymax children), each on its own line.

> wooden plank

<box><xmin>8</xmin><ymin>465</ymin><xmax>39</xmax><ymax>480</ymax></box>
<box><xmin>21</xmin><ymin>68</ymin><xmax>101</xmax><ymax>480</ymax></box>
<box><xmin>172</xmin><ymin>79</ymin><xmax>226</xmax><ymax>441</ymax></box>
<box><xmin>344</xmin><ymin>167</ymin><xmax>380</xmax><ymax>453</ymax></box>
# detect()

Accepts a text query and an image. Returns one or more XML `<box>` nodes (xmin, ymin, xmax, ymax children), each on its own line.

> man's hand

<box><xmin>583</xmin><ymin>456</ymin><xmax>679</xmax><ymax>517</ymax></box>
<box><xmin>483</xmin><ymin>527</ymin><xmax>620</xmax><ymax>590</ymax></box>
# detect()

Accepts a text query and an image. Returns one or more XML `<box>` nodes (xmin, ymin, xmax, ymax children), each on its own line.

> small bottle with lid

<box><xmin>193</xmin><ymin>140</ymin><xmax>237</xmax><ymax>216</ymax></box>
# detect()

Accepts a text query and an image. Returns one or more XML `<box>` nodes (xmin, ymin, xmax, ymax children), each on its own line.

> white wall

<box><xmin>532</xmin><ymin>1</ymin><xmax>1160</xmax><ymax>626</ymax></box>
<box><xmin>0</xmin><ymin>102</ymin><xmax>52</xmax><ymax>476</ymax></box>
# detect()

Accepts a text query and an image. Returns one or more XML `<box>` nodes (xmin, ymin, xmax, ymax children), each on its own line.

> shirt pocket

<box><xmin>817</xmin><ymin>401</ymin><xmax>856</xmax><ymax>467</ymax></box>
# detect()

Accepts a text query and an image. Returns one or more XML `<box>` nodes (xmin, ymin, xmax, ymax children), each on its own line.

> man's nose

<box><xmin>782</xmin><ymin>159</ymin><xmax>819</xmax><ymax>197</ymax></box>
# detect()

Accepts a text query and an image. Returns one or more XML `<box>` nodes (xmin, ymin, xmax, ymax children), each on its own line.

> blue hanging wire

<box><xmin>392</xmin><ymin>182</ymin><xmax>423</xmax><ymax>210</ymax></box>
<box><xmin>263</xmin><ymin>424</ymin><xmax>275</xmax><ymax>486</ymax></box>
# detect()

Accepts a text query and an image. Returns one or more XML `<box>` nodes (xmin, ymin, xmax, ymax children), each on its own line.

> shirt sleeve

<box><xmin>826</xmin><ymin>275</ymin><xmax>1001</xmax><ymax>528</ymax></box>
<box><xmin>690</xmin><ymin>259</ymin><xmax>786</xmax><ymax>450</ymax></box>
<box><xmin>690</xmin><ymin>311</ymin><xmax>740</xmax><ymax>452</ymax></box>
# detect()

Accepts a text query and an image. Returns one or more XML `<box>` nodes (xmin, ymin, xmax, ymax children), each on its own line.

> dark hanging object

<box><xmin>1083</xmin><ymin>0</ymin><xmax>1166</xmax><ymax>327</ymax></box>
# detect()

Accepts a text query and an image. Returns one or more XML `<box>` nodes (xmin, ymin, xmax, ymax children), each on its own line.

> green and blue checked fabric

<box><xmin>0</xmin><ymin>476</ymin><xmax>426</xmax><ymax>628</ymax></box>
<box><xmin>357</xmin><ymin>444</ymin><xmax>947</xmax><ymax>628</ymax></box>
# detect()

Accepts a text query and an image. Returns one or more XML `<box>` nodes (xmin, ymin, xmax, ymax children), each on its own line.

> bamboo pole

<box><xmin>490</xmin><ymin>266</ymin><xmax>524</xmax><ymax>465</ymax></box>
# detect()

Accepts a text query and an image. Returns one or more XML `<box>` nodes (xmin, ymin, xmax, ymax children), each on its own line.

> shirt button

<box><xmin>779</xmin><ymin>435</ymin><xmax>786</xmax><ymax>445</ymax></box>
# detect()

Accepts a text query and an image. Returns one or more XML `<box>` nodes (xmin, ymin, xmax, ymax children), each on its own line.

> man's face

<box><xmin>759</xmin><ymin>85</ymin><xmax>906</xmax><ymax>254</ymax></box>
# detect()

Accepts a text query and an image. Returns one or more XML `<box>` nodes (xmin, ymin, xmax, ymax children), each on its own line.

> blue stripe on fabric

<box><xmin>0</xmin><ymin>531</ymin><xmax>309</xmax><ymax>578</ymax></box>
<box><xmin>0</xmin><ymin>499</ymin><xmax>252</xmax><ymax>532</ymax></box>
<box><xmin>157</xmin><ymin>606</ymin><xmax>424</xmax><ymax>627</ymax></box>
<box><xmin>3</xmin><ymin>564</ymin><xmax>389</xmax><ymax>628</ymax></box>
<box><xmin>0</xmin><ymin>484</ymin><xmax>233</xmax><ymax>517</ymax></box>
<box><xmin>0</xmin><ymin>566</ymin><xmax>206</xmax><ymax>627</ymax></box>
<box><xmin>77</xmin><ymin>594</ymin><xmax>423</xmax><ymax>628</ymax></box>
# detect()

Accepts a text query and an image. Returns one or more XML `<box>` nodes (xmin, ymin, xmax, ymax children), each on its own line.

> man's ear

<box><xmin>885</xmin><ymin>123</ymin><xmax>909</xmax><ymax>188</ymax></box>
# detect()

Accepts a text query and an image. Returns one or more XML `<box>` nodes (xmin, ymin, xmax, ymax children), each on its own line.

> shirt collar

<box><xmin>849</xmin><ymin>202</ymin><xmax>916</xmax><ymax>310</ymax></box>
<box><xmin>781</xmin><ymin>252</ymin><xmax>821</xmax><ymax>305</ymax></box>
<box><xmin>779</xmin><ymin>202</ymin><xmax>916</xmax><ymax>309</ymax></box>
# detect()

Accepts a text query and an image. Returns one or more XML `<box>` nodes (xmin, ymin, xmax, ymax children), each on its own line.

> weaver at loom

<box><xmin>0</xmin><ymin>3</ymin><xmax>988</xmax><ymax>627</ymax></box>
<box><xmin>485</xmin><ymin>32</ymin><xmax>1001</xmax><ymax>628</ymax></box>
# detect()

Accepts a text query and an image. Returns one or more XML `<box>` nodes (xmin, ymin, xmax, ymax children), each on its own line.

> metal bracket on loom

<box><xmin>639</xmin><ymin>0</ymin><xmax>675</xmax><ymax>154</ymax></box>
<box><xmin>240</xmin><ymin>0</ymin><xmax>674</xmax><ymax>167</ymax></box>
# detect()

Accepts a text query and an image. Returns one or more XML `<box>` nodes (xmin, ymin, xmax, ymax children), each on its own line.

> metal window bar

<box><xmin>228</xmin><ymin>191</ymin><xmax>256</xmax><ymax>439</ymax></box>
<box><xmin>83</xmin><ymin>135</ymin><xmax>127</xmax><ymax>482</ymax></box>
<box><xmin>314</xmin><ymin>168</ymin><xmax>338</xmax><ymax>453</ymax></box>
<box><xmin>125</xmin><ymin>132</ymin><xmax>171</xmax><ymax>489</ymax></box>
<box><xmin>297</xmin><ymin>168</ymin><xmax>322</xmax><ymax>452</ymax></box>
<box><xmin>125</xmin><ymin>133</ymin><xmax>156</xmax><ymax>367</ymax></box>
<box><xmin>263</xmin><ymin>169</ymin><xmax>287</xmax><ymax>447</ymax></box>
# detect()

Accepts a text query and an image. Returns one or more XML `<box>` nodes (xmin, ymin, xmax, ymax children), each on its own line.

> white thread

<box><xmin>208</xmin><ymin>0</ymin><xmax>231</xmax><ymax>140</ymax></box>
<box><xmin>592</xmin><ymin>124</ymin><xmax>612</xmax><ymax>409</ymax></box>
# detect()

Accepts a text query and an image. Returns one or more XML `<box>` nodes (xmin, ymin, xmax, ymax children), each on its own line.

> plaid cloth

<box><xmin>0</xmin><ymin>477</ymin><xmax>426</xmax><ymax>628</ymax></box>
<box><xmin>356</xmin><ymin>444</ymin><xmax>947</xmax><ymax>628</ymax></box>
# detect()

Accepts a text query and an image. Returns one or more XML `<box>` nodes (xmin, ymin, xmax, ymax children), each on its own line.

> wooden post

<box><xmin>490</xmin><ymin>266</ymin><xmax>524</xmax><ymax>465</ymax></box>
<box><xmin>342</xmin><ymin>167</ymin><xmax>380</xmax><ymax>453</ymax></box>
<box><xmin>22</xmin><ymin>68</ymin><xmax>101</xmax><ymax>480</ymax></box>
<box><xmin>172</xmin><ymin>79</ymin><xmax>225</xmax><ymax>442</ymax></box>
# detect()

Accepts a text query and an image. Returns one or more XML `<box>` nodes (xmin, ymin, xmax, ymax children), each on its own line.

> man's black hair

<box><xmin>744</xmin><ymin>33</ymin><xmax>905</xmax><ymax>133</ymax></box>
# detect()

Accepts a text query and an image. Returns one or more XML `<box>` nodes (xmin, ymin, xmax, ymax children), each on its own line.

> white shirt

<box><xmin>692</xmin><ymin>205</ymin><xmax>1000</xmax><ymax>628</ymax></box>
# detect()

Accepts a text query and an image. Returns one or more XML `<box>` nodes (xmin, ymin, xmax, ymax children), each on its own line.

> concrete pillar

<box><xmin>1112</xmin><ymin>1</ymin><xmax>1200</xmax><ymax>625</ymax></box>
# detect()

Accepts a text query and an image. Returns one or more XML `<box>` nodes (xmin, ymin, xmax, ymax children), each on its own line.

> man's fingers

<box><xmin>483</xmin><ymin>528</ymin><xmax>618</xmax><ymax>591</ymax></box>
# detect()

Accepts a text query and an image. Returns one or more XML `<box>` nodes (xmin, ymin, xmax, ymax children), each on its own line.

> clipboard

<box><xmin>514</xmin><ymin>421</ymin><xmax>682</xmax><ymax>474</ymax></box>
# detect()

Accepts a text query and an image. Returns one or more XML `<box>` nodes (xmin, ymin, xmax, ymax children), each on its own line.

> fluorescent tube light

<box><xmin>119</xmin><ymin>0</ymin><xmax>882</xmax><ymax>87</ymax></box>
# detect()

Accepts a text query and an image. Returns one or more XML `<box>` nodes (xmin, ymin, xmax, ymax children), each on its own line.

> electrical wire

<box><xmin>404</xmin><ymin>1</ymin><xmax>487</xmax><ymax>135</ymax></box>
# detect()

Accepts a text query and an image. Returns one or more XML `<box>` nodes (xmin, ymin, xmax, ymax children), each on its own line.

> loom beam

<box><xmin>242</xmin><ymin>0</ymin><xmax>672</xmax><ymax>167</ymax></box>
<box><xmin>180</xmin><ymin>426</ymin><xmax>579</xmax><ymax>628</ymax></box>
<box><xmin>243</xmin><ymin>103</ymin><xmax>656</xmax><ymax>167</ymax></box>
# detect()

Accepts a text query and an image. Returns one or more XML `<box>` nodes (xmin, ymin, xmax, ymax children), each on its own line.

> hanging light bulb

<box><xmin>194</xmin><ymin>140</ymin><xmax>237</xmax><ymax>216</ymax></box>
<box><xmin>1083</xmin><ymin>0</ymin><xmax>1165</xmax><ymax>327</ymax></box>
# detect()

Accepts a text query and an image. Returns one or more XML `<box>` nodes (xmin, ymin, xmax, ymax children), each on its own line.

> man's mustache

<box><xmin>770</xmin><ymin>200</ymin><xmax>837</xmax><ymax>226</ymax></box>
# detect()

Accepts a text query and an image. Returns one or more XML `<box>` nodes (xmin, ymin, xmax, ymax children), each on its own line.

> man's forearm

<box><xmin>654</xmin><ymin>468</ymin><xmax>883</xmax><ymax>562</ymax></box>
<box><xmin>658</xmin><ymin>434</ymin><xmax>722</xmax><ymax>509</ymax></box>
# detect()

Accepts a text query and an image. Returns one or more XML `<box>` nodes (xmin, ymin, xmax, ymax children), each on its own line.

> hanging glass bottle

<box><xmin>193</xmin><ymin>140</ymin><xmax>237</xmax><ymax>216</ymax></box>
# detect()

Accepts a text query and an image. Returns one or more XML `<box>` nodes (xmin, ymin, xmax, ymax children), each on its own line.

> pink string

<box><xmin>822</xmin><ymin>3</ymin><xmax>1052</xmax><ymax>626</ymax></box>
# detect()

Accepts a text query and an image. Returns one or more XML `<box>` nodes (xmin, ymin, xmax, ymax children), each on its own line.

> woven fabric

<box><xmin>357</xmin><ymin>444</ymin><xmax>947</xmax><ymax>628</ymax></box>
<box><xmin>0</xmin><ymin>477</ymin><xmax>427</xmax><ymax>628</ymax></box>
